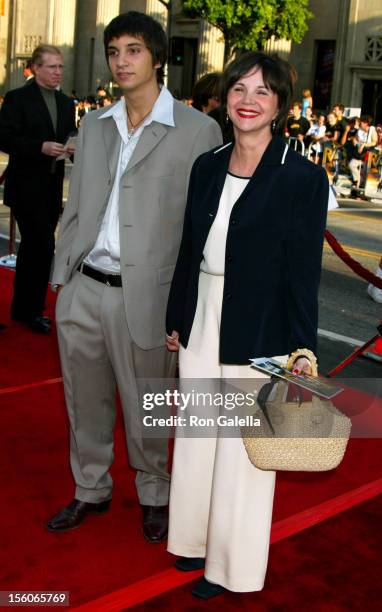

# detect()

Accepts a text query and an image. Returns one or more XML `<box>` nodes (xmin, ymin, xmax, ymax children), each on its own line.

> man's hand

<box><xmin>166</xmin><ymin>330</ymin><xmax>180</xmax><ymax>352</ymax></box>
<box><xmin>66</xmin><ymin>142</ymin><xmax>76</xmax><ymax>155</ymax></box>
<box><xmin>42</xmin><ymin>141</ymin><xmax>65</xmax><ymax>157</ymax></box>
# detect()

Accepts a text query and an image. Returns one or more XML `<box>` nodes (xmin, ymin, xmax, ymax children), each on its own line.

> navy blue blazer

<box><xmin>166</xmin><ymin>135</ymin><xmax>329</xmax><ymax>364</ymax></box>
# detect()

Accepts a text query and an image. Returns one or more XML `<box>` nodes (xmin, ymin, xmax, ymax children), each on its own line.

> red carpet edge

<box><xmin>0</xmin><ymin>377</ymin><xmax>63</xmax><ymax>395</ymax></box>
<box><xmin>72</xmin><ymin>477</ymin><xmax>382</xmax><ymax>611</ymax></box>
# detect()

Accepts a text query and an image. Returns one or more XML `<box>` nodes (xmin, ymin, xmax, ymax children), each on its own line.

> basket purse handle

<box><xmin>257</xmin><ymin>377</ymin><xmax>304</xmax><ymax>436</ymax></box>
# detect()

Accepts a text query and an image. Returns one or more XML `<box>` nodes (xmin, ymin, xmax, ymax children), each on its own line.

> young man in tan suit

<box><xmin>47</xmin><ymin>12</ymin><xmax>222</xmax><ymax>540</ymax></box>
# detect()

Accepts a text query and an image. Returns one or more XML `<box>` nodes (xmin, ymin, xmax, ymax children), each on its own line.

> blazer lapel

<box><xmin>208</xmin><ymin>142</ymin><xmax>234</xmax><ymax>209</ymax></box>
<box><xmin>196</xmin><ymin>143</ymin><xmax>233</xmax><ymax>246</ymax></box>
<box><xmin>124</xmin><ymin>122</ymin><xmax>169</xmax><ymax>175</ymax></box>
<box><xmin>214</xmin><ymin>143</ymin><xmax>233</xmax><ymax>198</ymax></box>
<box><xmin>102</xmin><ymin>118</ymin><xmax>121</xmax><ymax>182</ymax></box>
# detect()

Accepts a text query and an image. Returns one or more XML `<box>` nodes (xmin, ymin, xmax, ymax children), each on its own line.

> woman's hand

<box><xmin>291</xmin><ymin>356</ymin><xmax>313</xmax><ymax>376</ymax></box>
<box><xmin>166</xmin><ymin>330</ymin><xmax>180</xmax><ymax>352</ymax></box>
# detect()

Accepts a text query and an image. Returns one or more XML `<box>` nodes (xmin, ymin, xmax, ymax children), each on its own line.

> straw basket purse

<box><xmin>242</xmin><ymin>379</ymin><xmax>351</xmax><ymax>472</ymax></box>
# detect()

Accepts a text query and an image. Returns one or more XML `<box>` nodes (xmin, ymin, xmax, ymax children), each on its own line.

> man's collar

<box><xmin>150</xmin><ymin>86</ymin><xmax>175</xmax><ymax>127</ymax></box>
<box><xmin>98</xmin><ymin>86</ymin><xmax>175</xmax><ymax>127</ymax></box>
<box><xmin>98</xmin><ymin>98</ymin><xmax>125</xmax><ymax>119</ymax></box>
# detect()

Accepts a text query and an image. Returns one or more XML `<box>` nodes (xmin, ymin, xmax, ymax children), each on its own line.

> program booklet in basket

<box><xmin>250</xmin><ymin>358</ymin><xmax>344</xmax><ymax>400</ymax></box>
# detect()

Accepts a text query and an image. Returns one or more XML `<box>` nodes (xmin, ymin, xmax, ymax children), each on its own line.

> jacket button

<box><xmin>227</xmin><ymin>255</ymin><xmax>233</xmax><ymax>263</ymax></box>
<box><xmin>230</xmin><ymin>218</ymin><xmax>237</xmax><ymax>226</ymax></box>
<box><xmin>224</xmin><ymin>292</ymin><xmax>232</xmax><ymax>300</ymax></box>
<box><xmin>209</xmin><ymin>211</ymin><xmax>214</xmax><ymax>217</ymax></box>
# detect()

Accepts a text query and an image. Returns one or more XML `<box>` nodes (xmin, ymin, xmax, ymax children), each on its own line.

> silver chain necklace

<box><xmin>126</xmin><ymin>106</ymin><xmax>152</xmax><ymax>140</ymax></box>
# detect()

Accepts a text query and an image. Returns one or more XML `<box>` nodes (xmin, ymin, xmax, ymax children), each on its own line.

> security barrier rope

<box><xmin>324</xmin><ymin>229</ymin><xmax>382</xmax><ymax>290</ymax></box>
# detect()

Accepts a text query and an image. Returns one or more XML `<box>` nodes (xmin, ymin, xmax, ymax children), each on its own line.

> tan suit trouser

<box><xmin>56</xmin><ymin>271</ymin><xmax>175</xmax><ymax>506</ymax></box>
<box><xmin>168</xmin><ymin>273</ymin><xmax>283</xmax><ymax>592</ymax></box>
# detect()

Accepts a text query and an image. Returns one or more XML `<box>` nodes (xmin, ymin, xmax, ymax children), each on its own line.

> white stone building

<box><xmin>0</xmin><ymin>0</ymin><xmax>381</xmax><ymax>118</ymax></box>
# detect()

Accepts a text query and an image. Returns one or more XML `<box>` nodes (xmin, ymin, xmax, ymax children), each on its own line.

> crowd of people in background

<box><xmin>0</xmin><ymin>61</ymin><xmax>381</xmax><ymax>319</ymax></box>
<box><xmin>179</xmin><ymin>75</ymin><xmax>382</xmax><ymax>195</ymax></box>
<box><xmin>2</xmin><ymin>62</ymin><xmax>381</xmax><ymax>192</ymax></box>
<box><xmin>285</xmin><ymin>99</ymin><xmax>381</xmax><ymax>188</ymax></box>
<box><xmin>69</xmin><ymin>86</ymin><xmax>114</xmax><ymax>126</ymax></box>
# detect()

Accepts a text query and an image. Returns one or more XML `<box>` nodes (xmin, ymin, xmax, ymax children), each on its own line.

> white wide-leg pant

<box><xmin>168</xmin><ymin>272</ymin><xmax>284</xmax><ymax>592</ymax></box>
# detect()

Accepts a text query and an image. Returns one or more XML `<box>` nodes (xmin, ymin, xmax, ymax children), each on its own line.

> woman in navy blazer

<box><xmin>166</xmin><ymin>52</ymin><xmax>329</xmax><ymax>599</ymax></box>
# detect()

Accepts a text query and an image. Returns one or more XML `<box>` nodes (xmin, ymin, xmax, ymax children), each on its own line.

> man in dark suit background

<box><xmin>23</xmin><ymin>59</ymin><xmax>35</xmax><ymax>84</ymax></box>
<box><xmin>0</xmin><ymin>44</ymin><xmax>76</xmax><ymax>333</ymax></box>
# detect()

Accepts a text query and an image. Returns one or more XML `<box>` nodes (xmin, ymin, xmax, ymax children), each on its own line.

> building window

<box><xmin>23</xmin><ymin>35</ymin><xmax>42</xmax><ymax>54</ymax></box>
<box><xmin>365</xmin><ymin>36</ymin><xmax>382</xmax><ymax>62</ymax></box>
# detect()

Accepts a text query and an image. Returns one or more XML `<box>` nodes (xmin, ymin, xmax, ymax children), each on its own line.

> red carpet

<box><xmin>0</xmin><ymin>268</ymin><xmax>61</xmax><ymax>388</ymax></box>
<box><xmin>1</xmin><ymin>377</ymin><xmax>382</xmax><ymax>607</ymax></box>
<box><xmin>127</xmin><ymin>494</ymin><xmax>382</xmax><ymax>611</ymax></box>
<box><xmin>1</xmin><ymin>267</ymin><xmax>382</xmax><ymax>609</ymax></box>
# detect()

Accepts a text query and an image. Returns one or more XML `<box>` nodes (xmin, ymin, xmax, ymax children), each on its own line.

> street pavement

<box><xmin>0</xmin><ymin>153</ymin><xmax>381</xmax><ymax>381</ymax></box>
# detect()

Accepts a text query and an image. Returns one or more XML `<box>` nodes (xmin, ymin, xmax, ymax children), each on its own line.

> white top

<box><xmin>84</xmin><ymin>87</ymin><xmax>175</xmax><ymax>273</ymax></box>
<box><xmin>309</xmin><ymin>124</ymin><xmax>326</xmax><ymax>152</ymax></box>
<box><xmin>357</xmin><ymin>125</ymin><xmax>377</xmax><ymax>145</ymax></box>
<box><xmin>201</xmin><ymin>172</ymin><xmax>249</xmax><ymax>276</ymax></box>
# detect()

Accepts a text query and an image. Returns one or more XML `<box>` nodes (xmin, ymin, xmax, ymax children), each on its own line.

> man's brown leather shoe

<box><xmin>46</xmin><ymin>499</ymin><xmax>111</xmax><ymax>532</ymax></box>
<box><xmin>141</xmin><ymin>505</ymin><xmax>168</xmax><ymax>543</ymax></box>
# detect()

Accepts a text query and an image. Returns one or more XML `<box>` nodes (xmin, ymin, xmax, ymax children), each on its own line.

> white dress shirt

<box><xmin>85</xmin><ymin>87</ymin><xmax>175</xmax><ymax>273</ymax></box>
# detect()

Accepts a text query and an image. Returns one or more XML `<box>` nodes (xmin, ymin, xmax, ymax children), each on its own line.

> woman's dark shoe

<box><xmin>175</xmin><ymin>557</ymin><xmax>205</xmax><ymax>571</ymax></box>
<box><xmin>192</xmin><ymin>577</ymin><xmax>226</xmax><ymax>599</ymax></box>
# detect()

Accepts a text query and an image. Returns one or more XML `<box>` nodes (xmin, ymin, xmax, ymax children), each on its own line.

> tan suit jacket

<box><xmin>53</xmin><ymin>98</ymin><xmax>222</xmax><ymax>349</ymax></box>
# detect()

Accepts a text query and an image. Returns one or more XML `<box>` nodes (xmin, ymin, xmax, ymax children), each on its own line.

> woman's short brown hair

<box><xmin>220</xmin><ymin>52</ymin><xmax>296</xmax><ymax>136</ymax></box>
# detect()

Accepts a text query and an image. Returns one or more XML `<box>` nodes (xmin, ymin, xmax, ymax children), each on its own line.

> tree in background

<box><xmin>182</xmin><ymin>0</ymin><xmax>313</xmax><ymax>61</ymax></box>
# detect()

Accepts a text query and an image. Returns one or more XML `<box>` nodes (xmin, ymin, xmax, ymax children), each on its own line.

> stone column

<box><xmin>93</xmin><ymin>0</ymin><xmax>120</xmax><ymax>92</ymax></box>
<box><xmin>264</xmin><ymin>36</ymin><xmax>292</xmax><ymax>59</ymax></box>
<box><xmin>7</xmin><ymin>0</ymin><xmax>48</xmax><ymax>90</ymax></box>
<box><xmin>50</xmin><ymin>0</ymin><xmax>78</xmax><ymax>94</ymax></box>
<box><xmin>146</xmin><ymin>0</ymin><xmax>167</xmax><ymax>31</ymax></box>
<box><xmin>331</xmin><ymin>0</ymin><xmax>351</xmax><ymax>106</ymax></box>
<box><xmin>195</xmin><ymin>19</ymin><xmax>225</xmax><ymax>80</ymax></box>
<box><xmin>145</xmin><ymin>0</ymin><xmax>168</xmax><ymax>83</ymax></box>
